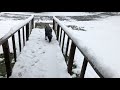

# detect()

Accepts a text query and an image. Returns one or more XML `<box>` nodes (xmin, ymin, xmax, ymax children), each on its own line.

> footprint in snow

<box><xmin>18</xmin><ymin>72</ymin><xmax>22</xmax><ymax>77</ymax></box>
<box><xmin>31</xmin><ymin>50</ymin><xmax>35</xmax><ymax>53</ymax></box>
<box><xmin>38</xmin><ymin>39</ymin><xmax>41</xmax><ymax>41</ymax></box>
<box><xmin>20</xmin><ymin>66</ymin><xmax>24</xmax><ymax>69</ymax></box>
<box><xmin>41</xmin><ymin>51</ymin><xmax>45</xmax><ymax>54</ymax></box>
<box><xmin>31</xmin><ymin>64</ymin><xmax>35</xmax><ymax>66</ymax></box>
<box><xmin>35</xmin><ymin>60</ymin><xmax>39</xmax><ymax>63</ymax></box>
<box><xmin>39</xmin><ymin>47</ymin><xmax>41</xmax><ymax>49</ymax></box>
<box><xmin>32</xmin><ymin>55</ymin><xmax>36</xmax><ymax>58</ymax></box>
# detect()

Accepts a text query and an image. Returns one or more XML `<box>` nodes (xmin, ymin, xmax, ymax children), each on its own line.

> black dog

<box><xmin>45</xmin><ymin>25</ymin><xmax>52</xmax><ymax>42</ymax></box>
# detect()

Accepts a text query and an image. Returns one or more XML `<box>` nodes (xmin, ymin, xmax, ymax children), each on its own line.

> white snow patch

<box><xmin>0</xmin><ymin>76</ymin><xmax>3</xmax><ymax>78</ymax></box>
<box><xmin>0</xmin><ymin>20</ymin><xmax>24</xmax><ymax>39</ymax></box>
<box><xmin>0</xmin><ymin>58</ymin><xmax>3</xmax><ymax>62</ymax></box>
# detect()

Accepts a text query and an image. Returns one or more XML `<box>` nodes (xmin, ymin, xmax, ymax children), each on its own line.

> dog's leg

<box><xmin>45</xmin><ymin>36</ymin><xmax>47</xmax><ymax>40</ymax></box>
<box><xmin>45</xmin><ymin>32</ymin><xmax>47</xmax><ymax>40</ymax></box>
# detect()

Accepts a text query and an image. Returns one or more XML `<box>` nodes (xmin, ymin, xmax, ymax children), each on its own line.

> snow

<box><xmin>1</xmin><ymin>15</ymin><xmax>33</xmax><ymax>41</ymax></box>
<box><xmin>1</xmin><ymin>12</ymin><xmax>32</xmax><ymax>16</ymax></box>
<box><xmin>9</xmin><ymin>15</ymin><xmax>33</xmax><ymax>34</ymax></box>
<box><xmin>1</xmin><ymin>12</ymin><xmax>120</xmax><ymax>78</ymax></box>
<box><xmin>0</xmin><ymin>20</ymin><xmax>23</xmax><ymax>39</ymax></box>
<box><xmin>1</xmin><ymin>12</ymin><xmax>102</xmax><ymax>16</ymax></box>
<box><xmin>0</xmin><ymin>14</ymin><xmax>33</xmax><ymax>39</ymax></box>
<box><xmin>60</xmin><ymin>16</ymin><xmax>120</xmax><ymax>77</ymax></box>
<box><xmin>54</xmin><ymin>16</ymin><xmax>120</xmax><ymax>78</ymax></box>
<box><xmin>33</xmin><ymin>12</ymin><xmax>99</xmax><ymax>16</ymax></box>
<box><xmin>0</xmin><ymin>58</ymin><xmax>3</xmax><ymax>62</ymax></box>
<box><xmin>10</xmin><ymin>28</ymin><xmax>71</xmax><ymax>78</ymax></box>
<box><xmin>0</xmin><ymin>14</ymin><xmax>33</xmax><ymax>55</ymax></box>
<box><xmin>35</xmin><ymin>20</ymin><xmax>53</xmax><ymax>23</ymax></box>
<box><xmin>0</xmin><ymin>76</ymin><xmax>3</xmax><ymax>78</ymax></box>
<box><xmin>62</xmin><ymin>16</ymin><xmax>120</xmax><ymax>32</ymax></box>
<box><xmin>73</xmin><ymin>29</ymin><xmax>120</xmax><ymax>78</ymax></box>
<box><xmin>0</xmin><ymin>20</ymin><xmax>24</xmax><ymax>54</ymax></box>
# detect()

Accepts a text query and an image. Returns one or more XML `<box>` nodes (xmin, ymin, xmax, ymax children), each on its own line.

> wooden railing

<box><xmin>53</xmin><ymin>16</ymin><xmax>104</xmax><ymax>78</ymax></box>
<box><xmin>0</xmin><ymin>15</ymin><xmax>34</xmax><ymax>78</ymax></box>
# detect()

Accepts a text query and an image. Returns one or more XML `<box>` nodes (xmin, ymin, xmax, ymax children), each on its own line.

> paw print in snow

<box><xmin>20</xmin><ymin>66</ymin><xmax>24</xmax><ymax>69</ymax></box>
<box><xmin>35</xmin><ymin>60</ymin><xmax>39</xmax><ymax>63</ymax></box>
<box><xmin>41</xmin><ymin>51</ymin><xmax>45</xmax><ymax>54</ymax></box>
<box><xmin>31</xmin><ymin>64</ymin><xmax>35</xmax><ymax>66</ymax></box>
<box><xmin>18</xmin><ymin>72</ymin><xmax>22</xmax><ymax>77</ymax></box>
<box><xmin>39</xmin><ymin>47</ymin><xmax>41</xmax><ymax>49</ymax></box>
<box><xmin>31</xmin><ymin>50</ymin><xmax>35</xmax><ymax>53</ymax></box>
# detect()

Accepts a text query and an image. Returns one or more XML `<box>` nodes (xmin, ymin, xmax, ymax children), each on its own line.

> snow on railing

<box><xmin>0</xmin><ymin>15</ymin><xmax>34</xmax><ymax>45</ymax></box>
<box><xmin>53</xmin><ymin>16</ymin><xmax>119</xmax><ymax>78</ymax></box>
<box><xmin>0</xmin><ymin>15</ymin><xmax>34</xmax><ymax>78</ymax></box>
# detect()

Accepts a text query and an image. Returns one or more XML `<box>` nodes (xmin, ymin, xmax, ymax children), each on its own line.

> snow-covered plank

<box><xmin>10</xmin><ymin>28</ymin><xmax>71</xmax><ymax>78</ymax></box>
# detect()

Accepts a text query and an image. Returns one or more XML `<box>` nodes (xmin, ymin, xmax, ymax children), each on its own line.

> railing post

<box><xmin>67</xmin><ymin>41</ymin><xmax>76</xmax><ymax>75</ymax></box>
<box><xmin>62</xmin><ymin>32</ymin><xmax>65</xmax><ymax>53</ymax></box>
<box><xmin>53</xmin><ymin>19</ymin><xmax>56</xmax><ymax>34</ymax></box>
<box><xmin>59</xmin><ymin>28</ymin><xmax>62</xmax><ymax>46</ymax></box>
<box><xmin>79</xmin><ymin>58</ymin><xmax>88</xmax><ymax>78</ymax></box>
<box><xmin>18</xmin><ymin>30</ymin><xmax>21</xmax><ymax>52</ymax></box>
<box><xmin>2</xmin><ymin>40</ymin><xmax>12</xmax><ymax>78</ymax></box>
<box><xmin>57</xmin><ymin>24</ymin><xmax>60</xmax><ymax>40</ymax></box>
<box><xmin>29</xmin><ymin>21</ymin><xmax>32</xmax><ymax>34</ymax></box>
<box><xmin>65</xmin><ymin>37</ymin><xmax>70</xmax><ymax>62</ymax></box>
<box><xmin>12</xmin><ymin>35</ymin><xmax>17</xmax><ymax>62</ymax></box>
<box><xmin>22</xmin><ymin>27</ymin><xmax>25</xmax><ymax>46</ymax></box>
<box><xmin>30</xmin><ymin>18</ymin><xmax>34</xmax><ymax>34</ymax></box>
<box><xmin>26</xmin><ymin>23</ymin><xmax>29</xmax><ymax>41</ymax></box>
<box><xmin>32</xmin><ymin>18</ymin><xmax>34</xmax><ymax>29</ymax></box>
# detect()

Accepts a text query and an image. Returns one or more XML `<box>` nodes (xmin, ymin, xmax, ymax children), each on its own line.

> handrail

<box><xmin>0</xmin><ymin>15</ymin><xmax>34</xmax><ymax>46</ymax></box>
<box><xmin>53</xmin><ymin>16</ymin><xmax>119</xmax><ymax>78</ymax></box>
<box><xmin>0</xmin><ymin>15</ymin><xmax>34</xmax><ymax>78</ymax></box>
